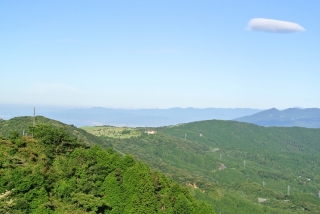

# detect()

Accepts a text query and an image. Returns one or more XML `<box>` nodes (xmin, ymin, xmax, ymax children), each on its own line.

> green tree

<box><xmin>102</xmin><ymin>172</ymin><xmax>123</xmax><ymax>213</ymax></box>
<box><xmin>122</xmin><ymin>162</ymin><xmax>157</xmax><ymax>213</ymax></box>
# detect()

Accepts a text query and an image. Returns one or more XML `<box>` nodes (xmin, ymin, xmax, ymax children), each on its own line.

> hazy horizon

<box><xmin>1</xmin><ymin>102</ymin><xmax>310</xmax><ymax>110</ymax></box>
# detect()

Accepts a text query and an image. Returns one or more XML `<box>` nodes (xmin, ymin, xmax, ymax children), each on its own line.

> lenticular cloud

<box><xmin>247</xmin><ymin>18</ymin><xmax>305</xmax><ymax>33</ymax></box>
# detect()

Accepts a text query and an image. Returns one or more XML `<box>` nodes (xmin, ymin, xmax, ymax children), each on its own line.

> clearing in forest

<box><xmin>81</xmin><ymin>126</ymin><xmax>140</xmax><ymax>138</ymax></box>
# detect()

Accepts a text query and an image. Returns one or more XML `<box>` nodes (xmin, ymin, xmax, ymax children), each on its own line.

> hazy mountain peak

<box><xmin>234</xmin><ymin>108</ymin><xmax>320</xmax><ymax>128</ymax></box>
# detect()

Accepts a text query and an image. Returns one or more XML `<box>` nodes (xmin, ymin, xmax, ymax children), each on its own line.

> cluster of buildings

<box><xmin>145</xmin><ymin>130</ymin><xmax>157</xmax><ymax>135</ymax></box>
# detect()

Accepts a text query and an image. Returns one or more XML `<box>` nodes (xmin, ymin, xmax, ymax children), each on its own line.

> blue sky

<box><xmin>1</xmin><ymin>1</ymin><xmax>319</xmax><ymax>109</ymax></box>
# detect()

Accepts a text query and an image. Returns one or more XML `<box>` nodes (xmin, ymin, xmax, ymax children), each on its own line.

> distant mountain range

<box><xmin>0</xmin><ymin>105</ymin><xmax>261</xmax><ymax>127</ymax></box>
<box><xmin>3</xmin><ymin>105</ymin><xmax>320</xmax><ymax>128</ymax></box>
<box><xmin>234</xmin><ymin>108</ymin><xmax>320</xmax><ymax>128</ymax></box>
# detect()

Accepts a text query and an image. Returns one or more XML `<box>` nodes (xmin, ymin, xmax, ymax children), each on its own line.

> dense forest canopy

<box><xmin>0</xmin><ymin>121</ymin><xmax>215</xmax><ymax>213</ymax></box>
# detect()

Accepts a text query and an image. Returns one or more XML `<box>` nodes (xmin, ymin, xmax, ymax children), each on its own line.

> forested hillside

<box><xmin>3</xmin><ymin>116</ymin><xmax>320</xmax><ymax>213</ymax></box>
<box><xmin>0</xmin><ymin>119</ymin><xmax>215</xmax><ymax>213</ymax></box>
<box><xmin>0</xmin><ymin>116</ymin><xmax>106</xmax><ymax>147</ymax></box>
<box><xmin>161</xmin><ymin>120</ymin><xmax>320</xmax><ymax>213</ymax></box>
<box><xmin>95</xmin><ymin>120</ymin><xmax>320</xmax><ymax>213</ymax></box>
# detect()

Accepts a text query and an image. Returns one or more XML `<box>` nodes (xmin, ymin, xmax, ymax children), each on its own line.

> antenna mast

<box><xmin>33</xmin><ymin>107</ymin><xmax>36</xmax><ymax>127</ymax></box>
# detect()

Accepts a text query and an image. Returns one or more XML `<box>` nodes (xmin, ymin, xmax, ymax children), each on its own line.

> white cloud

<box><xmin>247</xmin><ymin>18</ymin><xmax>305</xmax><ymax>33</ymax></box>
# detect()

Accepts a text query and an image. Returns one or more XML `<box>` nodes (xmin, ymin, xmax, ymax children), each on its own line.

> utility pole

<box><xmin>263</xmin><ymin>181</ymin><xmax>265</xmax><ymax>187</ymax></box>
<box><xmin>287</xmin><ymin>185</ymin><xmax>290</xmax><ymax>196</ymax></box>
<box><xmin>243</xmin><ymin>160</ymin><xmax>246</xmax><ymax>169</ymax></box>
<box><xmin>33</xmin><ymin>107</ymin><xmax>36</xmax><ymax>127</ymax></box>
<box><xmin>23</xmin><ymin>129</ymin><xmax>25</xmax><ymax>136</ymax></box>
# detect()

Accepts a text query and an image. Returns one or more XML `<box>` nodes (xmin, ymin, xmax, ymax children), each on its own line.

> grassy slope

<box><xmin>81</xmin><ymin>126</ymin><xmax>140</xmax><ymax>138</ymax></box>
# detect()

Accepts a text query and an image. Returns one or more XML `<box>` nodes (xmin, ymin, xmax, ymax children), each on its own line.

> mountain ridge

<box><xmin>234</xmin><ymin>108</ymin><xmax>320</xmax><ymax>128</ymax></box>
